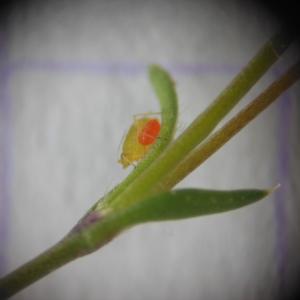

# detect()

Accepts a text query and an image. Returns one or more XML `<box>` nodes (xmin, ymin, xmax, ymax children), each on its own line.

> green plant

<box><xmin>0</xmin><ymin>30</ymin><xmax>299</xmax><ymax>299</ymax></box>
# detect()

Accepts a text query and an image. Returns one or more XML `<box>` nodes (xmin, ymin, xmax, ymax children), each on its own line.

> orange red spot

<box><xmin>138</xmin><ymin>118</ymin><xmax>161</xmax><ymax>145</ymax></box>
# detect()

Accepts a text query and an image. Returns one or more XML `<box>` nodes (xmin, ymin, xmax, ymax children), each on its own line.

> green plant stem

<box><xmin>0</xmin><ymin>210</ymin><xmax>131</xmax><ymax>299</ymax></box>
<box><xmin>159</xmin><ymin>61</ymin><xmax>300</xmax><ymax>190</ymax></box>
<box><xmin>0</xmin><ymin>32</ymin><xmax>295</xmax><ymax>298</ymax></box>
<box><xmin>0</xmin><ymin>236</ymin><xmax>88</xmax><ymax>299</ymax></box>
<box><xmin>108</xmin><ymin>31</ymin><xmax>293</xmax><ymax>211</ymax></box>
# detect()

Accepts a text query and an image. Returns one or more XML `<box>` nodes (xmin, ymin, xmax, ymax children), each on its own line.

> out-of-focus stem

<box><xmin>159</xmin><ymin>61</ymin><xmax>300</xmax><ymax>190</ymax></box>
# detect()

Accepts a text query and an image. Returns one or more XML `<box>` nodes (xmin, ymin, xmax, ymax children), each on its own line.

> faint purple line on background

<box><xmin>275</xmin><ymin>91</ymin><xmax>291</xmax><ymax>298</ymax></box>
<box><xmin>8</xmin><ymin>59</ymin><xmax>241</xmax><ymax>76</ymax></box>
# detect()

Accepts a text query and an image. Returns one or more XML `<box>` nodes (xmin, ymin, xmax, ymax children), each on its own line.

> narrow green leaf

<box><xmin>71</xmin><ymin>189</ymin><xmax>271</xmax><ymax>257</ymax></box>
<box><xmin>0</xmin><ymin>186</ymin><xmax>271</xmax><ymax>298</ymax></box>
<box><xmin>123</xmin><ymin>188</ymin><xmax>269</xmax><ymax>224</ymax></box>
<box><xmin>84</xmin><ymin>188</ymin><xmax>271</xmax><ymax>252</ymax></box>
<box><xmin>137</xmin><ymin>64</ymin><xmax>178</xmax><ymax>165</ymax></box>
<box><xmin>148</xmin><ymin>64</ymin><xmax>178</xmax><ymax>143</ymax></box>
<box><xmin>95</xmin><ymin>65</ymin><xmax>178</xmax><ymax>211</ymax></box>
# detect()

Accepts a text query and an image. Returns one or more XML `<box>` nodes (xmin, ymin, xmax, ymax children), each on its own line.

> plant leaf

<box><xmin>148</xmin><ymin>64</ymin><xmax>178</xmax><ymax>142</ymax></box>
<box><xmin>74</xmin><ymin>188</ymin><xmax>271</xmax><ymax>255</ymax></box>
<box><xmin>134</xmin><ymin>64</ymin><xmax>178</xmax><ymax>166</ymax></box>
<box><xmin>123</xmin><ymin>188</ymin><xmax>270</xmax><ymax>224</ymax></box>
<box><xmin>95</xmin><ymin>64</ymin><xmax>178</xmax><ymax>211</ymax></box>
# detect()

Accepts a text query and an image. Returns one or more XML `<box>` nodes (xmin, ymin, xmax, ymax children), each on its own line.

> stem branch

<box><xmin>160</xmin><ymin>61</ymin><xmax>300</xmax><ymax>189</ymax></box>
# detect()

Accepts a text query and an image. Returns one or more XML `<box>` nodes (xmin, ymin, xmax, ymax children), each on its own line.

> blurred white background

<box><xmin>1</xmin><ymin>0</ymin><xmax>299</xmax><ymax>299</ymax></box>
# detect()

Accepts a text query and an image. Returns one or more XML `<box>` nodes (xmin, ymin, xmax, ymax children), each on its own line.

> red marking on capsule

<box><xmin>138</xmin><ymin>118</ymin><xmax>161</xmax><ymax>146</ymax></box>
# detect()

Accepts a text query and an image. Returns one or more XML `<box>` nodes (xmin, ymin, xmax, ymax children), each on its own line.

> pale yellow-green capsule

<box><xmin>118</xmin><ymin>117</ymin><xmax>161</xmax><ymax>168</ymax></box>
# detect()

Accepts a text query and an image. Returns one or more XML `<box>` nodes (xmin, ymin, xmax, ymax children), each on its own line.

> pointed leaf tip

<box><xmin>124</xmin><ymin>188</ymin><xmax>269</xmax><ymax>225</ymax></box>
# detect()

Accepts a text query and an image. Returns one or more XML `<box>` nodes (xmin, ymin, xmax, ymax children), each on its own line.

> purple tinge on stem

<box><xmin>69</xmin><ymin>211</ymin><xmax>102</xmax><ymax>235</ymax></box>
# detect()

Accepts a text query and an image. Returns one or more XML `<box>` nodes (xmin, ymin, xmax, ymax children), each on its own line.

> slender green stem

<box><xmin>0</xmin><ymin>203</ymin><xmax>145</xmax><ymax>298</ymax></box>
<box><xmin>0</xmin><ymin>209</ymin><xmax>134</xmax><ymax>299</ymax></box>
<box><xmin>108</xmin><ymin>31</ymin><xmax>293</xmax><ymax>210</ymax></box>
<box><xmin>159</xmin><ymin>61</ymin><xmax>300</xmax><ymax>190</ymax></box>
<box><xmin>0</xmin><ymin>236</ymin><xmax>86</xmax><ymax>299</ymax></box>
